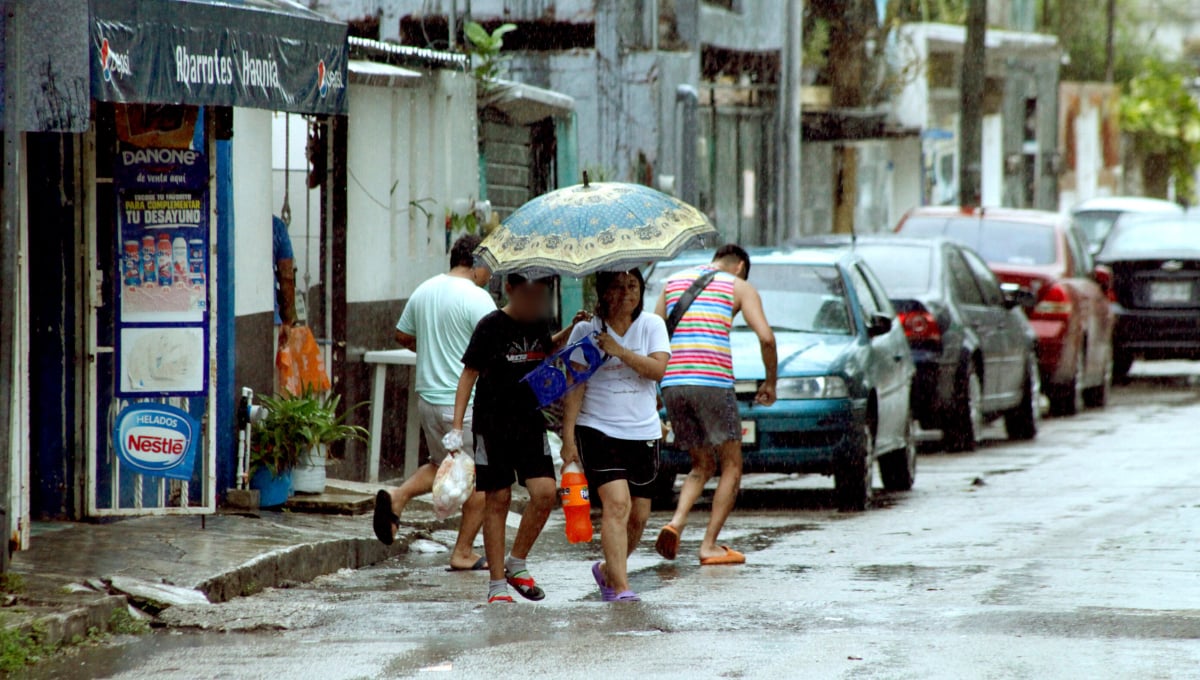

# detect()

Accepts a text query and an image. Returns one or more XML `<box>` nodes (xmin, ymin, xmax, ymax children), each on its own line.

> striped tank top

<box><xmin>662</xmin><ymin>265</ymin><xmax>737</xmax><ymax>389</ymax></box>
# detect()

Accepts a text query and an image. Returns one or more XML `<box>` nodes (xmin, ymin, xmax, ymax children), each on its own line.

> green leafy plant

<box><xmin>445</xmin><ymin>209</ymin><xmax>479</xmax><ymax>235</ymax></box>
<box><xmin>251</xmin><ymin>387</ymin><xmax>368</xmax><ymax>478</ymax></box>
<box><xmin>1121</xmin><ymin>58</ymin><xmax>1200</xmax><ymax>202</ymax></box>
<box><xmin>108</xmin><ymin>607</ymin><xmax>149</xmax><ymax>635</ymax></box>
<box><xmin>464</xmin><ymin>21</ymin><xmax>517</xmax><ymax>87</ymax></box>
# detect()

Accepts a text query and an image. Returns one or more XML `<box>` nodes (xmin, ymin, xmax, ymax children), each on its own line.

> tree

<box><xmin>1121</xmin><ymin>58</ymin><xmax>1200</xmax><ymax>202</ymax></box>
<box><xmin>959</xmin><ymin>0</ymin><xmax>987</xmax><ymax>207</ymax></box>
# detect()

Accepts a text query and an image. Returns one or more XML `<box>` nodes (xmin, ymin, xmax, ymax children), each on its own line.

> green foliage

<box><xmin>0</xmin><ymin>621</ymin><xmax>52</xmax><ymax>672</ymax></box>
<box><xmin>892</xmin><ymin>0</ymin><xmax>966</xmax><ymax>23</ymax></box>
<box><xmin>803</xmin><ymin>17</ymin><xmax>831</xmax><ymax>69</ymax></box>
<box><xmin>446</xmin><ymin>209</ymin><xmax>479</xmax><ymax>235</ymax></box>
<box><xmin>108</xmin><ymin>607</ymin><xmax>149</xmax><ymax>635</ymax></box>
<box><xmin>1121</xmin><ymin>58</ymin><xmax>1200</xmax><ymax>201</ymax></box>
<box><xmin>464</xmin><ymin>21</ymin><xmax>517</xmax><ymax>87</ymax></box>
<box><xmin>0</xmin><ymin>574</ymin><xmax>25</xmax><ymax>595</ymax></box>
<box><xmin>251</xmin><ymin>387</ymin><xmax>368</xmax><ymax>477</ymax></box>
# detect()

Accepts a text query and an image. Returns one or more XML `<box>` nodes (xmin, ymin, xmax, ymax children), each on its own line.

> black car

<box><xmin>1096</xmin><ymin>214</ymin><xmax>1200</xmax><ymax>381</ymax></box>
<box><xmin>801</xmin><ymin>236</ymin><xmax>1039</xmax><ymax>451</ymax></box>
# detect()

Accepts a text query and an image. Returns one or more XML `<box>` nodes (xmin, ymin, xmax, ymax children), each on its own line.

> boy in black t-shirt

<box><xmin>450</xmin><ymin>273</ymin><xmax>577</xmax><ymax>604</ymax></box>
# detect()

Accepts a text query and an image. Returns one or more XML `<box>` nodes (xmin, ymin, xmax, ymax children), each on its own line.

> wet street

<box><xmin>34</xmin><ymin>363</ymin><xmax>1200</xmax><ymax>679</ymax></box>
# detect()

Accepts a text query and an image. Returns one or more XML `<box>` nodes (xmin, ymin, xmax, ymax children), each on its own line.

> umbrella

<box><xmin>475</xmin><ymin>176</ymin><xmax>715</xmax><ymax>277</ymax></box>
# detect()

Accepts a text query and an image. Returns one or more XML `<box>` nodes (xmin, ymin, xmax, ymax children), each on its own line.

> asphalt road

<box><xmin>33</xmin><ymin>363</ymin><xmax>1200</xmax><ymax>680</ymax></box>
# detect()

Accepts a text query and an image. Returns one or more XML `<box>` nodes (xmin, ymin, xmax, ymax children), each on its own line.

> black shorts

<box><xmin>473</xmin><ymin>430</ymin><xmax>556</xmax><ymax>492</ymax></box>
<box><xmin>574</xmin><ymin>426</ymin><xmax>661</xmax><ymax>499</ymax></box>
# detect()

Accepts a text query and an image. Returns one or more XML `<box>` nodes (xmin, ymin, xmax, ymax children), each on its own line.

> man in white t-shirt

<box><xmin>372</xmin><ymin>235</ymin><xmax>496</xmax><ymax>571</ymax></box>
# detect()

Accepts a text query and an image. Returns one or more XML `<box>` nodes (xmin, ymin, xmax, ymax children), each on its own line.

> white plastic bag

<box><xmin>432</xmin><ymin>452</ymin><xmax>476</xmax><ymax>520</ymax></box>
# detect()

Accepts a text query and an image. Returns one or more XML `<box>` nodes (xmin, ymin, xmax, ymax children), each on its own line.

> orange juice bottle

<box><xmin>560</xmin><ymin>462</ymin><xmax>593</xmax><ymax>543</ymax></box>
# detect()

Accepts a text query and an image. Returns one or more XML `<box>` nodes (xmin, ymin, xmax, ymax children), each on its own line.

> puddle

<box><xmin>853</xmin><ymin>563</ymin><xmax>989</xmax><ymax>588</ymax></box>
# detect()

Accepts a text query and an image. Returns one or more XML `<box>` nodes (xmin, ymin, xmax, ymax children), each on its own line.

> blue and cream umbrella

<box><xmin>476</xmin><ymin>176</ymin><xmax>715</xmax><ymax>277</ymax></box>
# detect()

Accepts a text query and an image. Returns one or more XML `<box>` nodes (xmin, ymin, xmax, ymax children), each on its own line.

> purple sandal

<box><xmin>612</xmin><ymin>590</ymin><xmax>641</xmax><ymax>602</ymax></box>
<box><xmin>592</xmin><ymin>562</ymin><xmax>617</xmax><ymax>601</ymax></box>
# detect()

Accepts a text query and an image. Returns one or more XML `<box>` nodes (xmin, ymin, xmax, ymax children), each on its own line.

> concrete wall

<box><xmin>232</xmin><ymin>108</ymin><xmax>277</xmax><ymax>398</ymax></box>
<box><xmin>333</xmin><ymin>69</ymin><xmax>479</xmax><ymax>480</ymax></box>
<box><xmin>698</xmin><ymin>0</ymin><xmax>787</xmax><ymax>51</ymax></box>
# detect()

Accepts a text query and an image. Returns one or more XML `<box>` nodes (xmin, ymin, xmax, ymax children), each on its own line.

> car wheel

<box><xmin>1005</xmin><ymin>352</ymin><xmax>1039</xmax><ymax>441</ymax></box>
<box><xmin>880</xmin><ymin>417</ymin><xmax>917</xmax><ymax>492</ymax></box>
<box><xmin>944</xmin><ymin>365</ymin><xmax>982</xmax><ymax>452</ymax></box>
<box><xmin>1082</xmin><ymin>347</ymin><xmax>1112</xmax><ymax>408</ymax></box>
<box><xmin>1048</xmin><ymin>350</ymin><xmax>1085</xmax><ymax>417</ymax></box>
<box><xmin>1112</xmin><ymin>349</ymin><xmax>1134</xmax><ymax>385</ymax></box>
<box><xmin>835</xmin><ymin>421</ymin><xmax>874</xmax><ymax>512</ymax></box>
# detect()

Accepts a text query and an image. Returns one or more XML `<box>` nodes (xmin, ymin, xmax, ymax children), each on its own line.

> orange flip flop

<box><xmin>655</xmin><ymin>525</ymin><xmax>680</xmax><ymax>560</ymax></box>
<box><xmin>699</xmin><ymin>546</ymin><xmax>745</xmax><ymax>566</ymax></box>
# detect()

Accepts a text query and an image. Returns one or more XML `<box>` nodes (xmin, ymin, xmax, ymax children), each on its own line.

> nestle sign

<box><xmin>113</xmin><ymin>403</ymin><xmax>200</xmax><ymax>481</ymax></box>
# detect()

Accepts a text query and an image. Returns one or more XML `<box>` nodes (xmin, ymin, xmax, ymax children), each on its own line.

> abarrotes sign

<box><xmin>113</xmin><ymin>403</ymin><xmax>201</xmax><ymax>481</ymax></box>
<box><xmin>90</xmin><ymin>0</ymin><xmax>348</xmax><ymax>116</ymax></box>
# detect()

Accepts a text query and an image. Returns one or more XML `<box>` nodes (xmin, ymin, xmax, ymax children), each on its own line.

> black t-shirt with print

<box><xmin>462</xmin><ymin>310</ymin><xmax>554</xmax><ymax>437</ymax></box>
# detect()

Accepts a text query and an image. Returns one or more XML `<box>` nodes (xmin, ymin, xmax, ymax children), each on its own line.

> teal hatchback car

<box><xmin>648</xmin><ymin>248</ymin><xmax>917</xmax><ymax>511</ymax></box>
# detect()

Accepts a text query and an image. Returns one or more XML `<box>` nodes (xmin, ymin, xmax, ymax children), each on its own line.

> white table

<box><xmin>362</xmin><ymin>349</ymin><xmax>420</xmax><ymax>483</ymax></box>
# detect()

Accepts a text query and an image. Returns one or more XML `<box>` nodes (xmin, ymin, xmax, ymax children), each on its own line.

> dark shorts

<box><xmin>574</xmin><ymin>426</ymin><xmax>660</xmax><ymax>499</ymax></box>
<box><xmin>473</xmin><ymin>430</ymin><xmax>556</xmax><ymax>492</ymax></box>
<box><xmin>662</xmin><ymin>385</ymin><xmax>741</xmax><ymax>451</ymax></box>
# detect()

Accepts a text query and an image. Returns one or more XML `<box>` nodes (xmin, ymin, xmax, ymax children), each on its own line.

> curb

<box><xmin>6</xmin><ymin>594</ymin><xmax>129</xmax><ymax>650</ymax></box>
<box><xmin>194</xmin><ymin>517</ymin><xmax>457</xmax><ymax>603</ymax></box>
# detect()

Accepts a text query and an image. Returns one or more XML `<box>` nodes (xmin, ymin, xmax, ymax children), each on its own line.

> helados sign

<box><xmin>113</xmin><ymin>403</ymin><xmax>200</xmax><ymax>481</ymax></box>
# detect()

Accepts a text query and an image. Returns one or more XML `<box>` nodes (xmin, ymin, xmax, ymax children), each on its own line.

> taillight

<box><xmin>1033</xmin><ymin>284</ymin><xmax>1073</xmax><ymax>318</ymax></box>
<box><xmin>898</xmin><ymin>310</ymin><xmax>942</xmax><ymax>341</ymax></box>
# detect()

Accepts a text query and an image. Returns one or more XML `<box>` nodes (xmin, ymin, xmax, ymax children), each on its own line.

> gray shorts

<box><xmin>662</xmin><ymin>386</ymin><xmax>741</xmax><ymax>451</ymax></box>
<box><xmin>418</xmin><ymin>398</ymin><xmax>474</xmax><ymax>465</ymax></box>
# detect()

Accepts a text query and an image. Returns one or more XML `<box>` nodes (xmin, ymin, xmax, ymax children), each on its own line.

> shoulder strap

<box><xmin>666</xmin><ymin>270</ymin><xmax>719</xmax><ymax>339</ymax></box>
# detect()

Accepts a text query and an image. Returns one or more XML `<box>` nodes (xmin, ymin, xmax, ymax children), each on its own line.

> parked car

<box><xmin>896</xmin><ymin>207</ymin><xmax>1114</xmax><ymax>416</ymax></box>
<box><xmin>1095</xmin><ymin>214</ymin><xmax>1200</xmax><ymax>381</ymax></box>
<box><xmin>798</xmin><ymin>235</ymin><xmax>1039</xmax><ymax>451</ymax></box>
<box><xmin>1071</xmin><ymin>196</ymin><xmax>1183</xmax><ymax>254</ymax></box>
<box><xmin>647</xmin><ymin>248</ymin><xmax>915</xmax><ymax>511</ymax></box>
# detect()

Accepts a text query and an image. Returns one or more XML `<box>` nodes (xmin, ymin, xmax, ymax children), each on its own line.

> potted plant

<box><xmin>252</xmin><ymin>388</ymin><xmax>367</xmax><ymax>498</ymax></box>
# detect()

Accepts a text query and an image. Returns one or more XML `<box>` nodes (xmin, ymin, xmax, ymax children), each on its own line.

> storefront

<box><xmin>6</xmin><ymin>0</ymin><xmax>348</xmax><ymax>534</ymax></box>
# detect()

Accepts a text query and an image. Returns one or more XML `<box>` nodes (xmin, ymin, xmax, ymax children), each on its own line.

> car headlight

<box><xmin>776</xmin><ymin>376</ymin><xmax>849</xmax><ymax>399</ymax></box>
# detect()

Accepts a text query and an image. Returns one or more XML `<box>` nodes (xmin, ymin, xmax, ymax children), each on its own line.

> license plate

<box><xmin>741</xmin><ymin>420</ymin><xmax>756</xmax><ymax>445</ymax></box>
<box><xmin>1151</xmin><ymin>281</ymin><xmax>1192</xmax><ymax>303</ymax></box>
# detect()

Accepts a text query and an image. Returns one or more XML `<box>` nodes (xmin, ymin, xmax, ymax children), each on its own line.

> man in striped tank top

<box><xmin>652</xmin><ymin>245</ymin><xmax>777</xmax><ymax>566</ymax></box>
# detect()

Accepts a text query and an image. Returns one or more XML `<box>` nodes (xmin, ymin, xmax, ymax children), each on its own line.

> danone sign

<box><xmin>113</xmin><ymin>403</ymin><xmax>201</xmax><ymax>481</ymax></box>
<box><xmin>90</xmin><ymin>0</ymin><xmax>348</xmax><ymax>115</ymax></box>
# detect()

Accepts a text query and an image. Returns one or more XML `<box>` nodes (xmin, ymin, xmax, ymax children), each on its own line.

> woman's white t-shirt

<box><xmin>567</xmin><ymin>314</ymin><xmax>671</xmax><ymax>441</ymax></box>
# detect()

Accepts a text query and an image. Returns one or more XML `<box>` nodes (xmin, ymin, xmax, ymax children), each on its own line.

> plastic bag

<box><xmin>432</xmin><ymin>452</ymin><xmax>476</xmax><ymax>520</ymax></box>
<box><xmin>276</xmin><ymin>326</ymin><xmax>331</xmax><ymax>395</ymax></box>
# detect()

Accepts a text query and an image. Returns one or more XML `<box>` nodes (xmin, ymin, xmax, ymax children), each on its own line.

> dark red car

<box><xmin>897</xmin><ymin>207</ymin><xmax>1114</xmax><ymax>415</ymax></box>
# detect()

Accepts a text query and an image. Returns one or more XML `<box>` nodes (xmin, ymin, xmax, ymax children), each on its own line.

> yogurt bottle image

<box><xmin>141</xmin><ymin>235</ymin><xmax>158</xmax><ymax>286</ymax></box>
<box><xmin>122</xmin><ymin>240</ymin><xmax>141</xmax><ymax>287</ymax></box>
<box><xmin>172</xmin><ymin>236</ymin><xmax>188</xmax><ymax>283</ymax></box>
<box><xmin>156</xmin><ymin>233</ymin><xmax>173</xmax><ymax>286</ymax></box>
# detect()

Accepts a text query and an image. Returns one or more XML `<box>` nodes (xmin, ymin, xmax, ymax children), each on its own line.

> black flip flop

<box><xmin>446</xmin><ymin>555</ymin><xmax>488</xmax><ymax>572</ymax></box>
<box><xmin>373</xmin><ymin>490</ymin><xmax>398</xmax><ymax>545</ymax></box>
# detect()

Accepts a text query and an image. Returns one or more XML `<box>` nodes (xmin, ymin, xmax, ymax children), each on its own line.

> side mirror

<box><xmin>1092</xmin><ymin>264</ymin><xmax>1113</xmax><ymax>294</ymax></box>
<box><xmin>1000</xmin><ymin>282</ymin><xmax>1037</xmax><ymax>309</ymax></box>
<box><xmin>866</xmin><ymin>313</ymin><xmax>894</xmax><ymax>337</ymax></box>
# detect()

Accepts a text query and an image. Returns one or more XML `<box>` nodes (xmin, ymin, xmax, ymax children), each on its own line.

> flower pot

<box><xmin>291</xmin><ymin>445</ymin><xmax>328</xmax><ymax>494</ymax></box>
<box><xmin>250</xmin><ymin>467</ymin><xmax>292</xmax><ymax>507</ymax></box>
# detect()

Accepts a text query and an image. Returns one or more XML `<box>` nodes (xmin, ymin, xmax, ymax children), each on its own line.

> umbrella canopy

<box><xmin>476</xmin><ymin>181</ymin><xmax>715</xmax><ymax>278</ymax></box>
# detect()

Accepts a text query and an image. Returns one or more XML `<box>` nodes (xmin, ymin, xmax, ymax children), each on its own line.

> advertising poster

<box><xmin>115</xmin><ymin>145</ymin><xmax>209</xmax><ymax>398</ymax></box>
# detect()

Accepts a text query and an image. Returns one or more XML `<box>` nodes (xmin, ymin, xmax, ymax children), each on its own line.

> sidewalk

<box><xmin>0</xmin><ymin>479</ymin><xmax>452</xmax><ymax>655</ymax></box>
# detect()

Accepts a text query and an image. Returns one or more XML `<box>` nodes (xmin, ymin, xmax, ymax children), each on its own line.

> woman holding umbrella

<box><xmin>560</xmin><ymin>269</ymin><xmax>671</xmax><ymax>602</ymax></box>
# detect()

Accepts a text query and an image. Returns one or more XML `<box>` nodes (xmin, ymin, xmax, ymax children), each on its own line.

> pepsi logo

<box><xmin>98</xmin><ymin>37</ymin><xmax>132</xmax><ymax>82</ymax></box>
<box><xmin>317</xmin><ymin>59</ymin><xmax>344</xmax><ymax>98</ymax></box>
<box><xmin>317</xmin><ymin>60</ymin><xmax>327</xmax><ymax>97</ymax></box>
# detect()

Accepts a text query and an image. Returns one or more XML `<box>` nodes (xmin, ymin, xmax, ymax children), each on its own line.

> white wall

<box><xmin>271</xmin><ymin>113</ymin><xmax>323</xmax><ymax>306</ymax></box>
<box><xmin>888</xmin><ymin>137</ymin><xmax>923</xmax><ymax>226</ymax></box>
<box><xmin>232</xmin><ymin>107</ymin><xmax>275</xmax><ymax>317</ymax></box>
<box><xmin>345</xmin><ymin>70</ymin><xmax>479</xmax><ymax>304</ymax></box>
<box><xmin>981</xmin><ymin>113</ymin><xmax>1003</xmax><ymax>207</ymax></box>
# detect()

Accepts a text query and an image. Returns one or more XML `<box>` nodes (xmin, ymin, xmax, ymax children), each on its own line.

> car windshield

<box><xmin>1101</xmin><ymin>220</ymin><xmax>1200</xmax><ymax>257</ymax></box>
<box><xmin>903</xmin><ymin>217</ymin><xmax>1057</xmax><ymax>266</ymax></box>
<box><xmin>646</xmin><ymin>262</ymin><xmax>852</xmax><ymax>335</ymax></box>
<box><xmin>1073</xmin><ymin>211</ymin><xmax>1119</xmax><ymax>246</ymax></box>
<box><xmin>850</xmin><ymin>244</ymin><xmax>932</xmax><ymax>297</ymax></box>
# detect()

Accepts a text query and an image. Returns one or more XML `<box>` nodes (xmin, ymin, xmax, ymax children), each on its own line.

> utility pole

<box><xmin>1104</xmin><ymin>0</ymin><xmax>1116</xmax><ymax>83</ymax></box>
<box><xmin>0</xmin><ymin>1</ymin><xmax>21</xmax><ymax>573</ymax></box>
<box><xmin>776</xmin><ymin>0</ymin><xmax>803</xmax><ymax>241</ymax></box>
<box><xmin>958</xmin><ymin>0</ymin><xmax>987</xmax><ymax>208</ymax></box>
